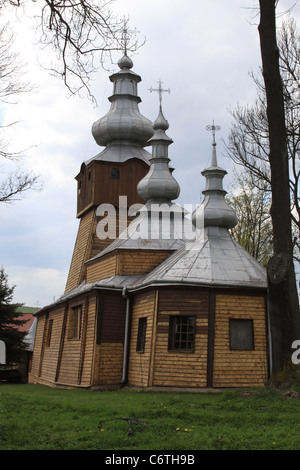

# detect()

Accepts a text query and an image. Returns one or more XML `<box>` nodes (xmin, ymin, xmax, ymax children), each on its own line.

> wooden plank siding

<box><xmin>128</xmin><ymin>290</ymin><xmax>156</xmax><ymax>387</ymax></box>
<box><xmin>94</xmin><ymin>343</ymin><xmax>124</xmax><ymax>385</ymax></box>
<box><xmin>65</xmin><ymin>210</ymin><xmax>95</xmax><ymax>293</ymax></box>
<box><xmin>213</xmin><ymin>294</ymin><xmax>268</xmax><ymax>388</ymax></box>
<box><xmin>65</xmin><ymin>209</ymin><xmax>129</xmax><ymax>293</ymax></box>
<box><xmin>118</xmin><ymin>251</ymin><xmax>171</xmax><ymax>276</ymax></box>
<box><xmin>76</xmin><ymin>159</ymin><xmax>149</xmax><ymax>218</ymax></box>
<box><xmin>28</xmin><ymin>307</ymin><xmax>65</xmax><ymax>385</ymax></box>
<box><xmin>29</xmin><ymin>289</ymin><xmax>269</xmax><ymax>390</ymax></box>
<box><xmin>92</xmin><ymin>293</ymin><xmax>126</xmax><ymax>385</ymax></box>
<box><xmin>152</xmin><ymin>289</ymin><xmax>209</xmax><ymax>388</ymax></box>
<box><xmin>56</xmin><ymin>296</ymin><xmax>97</xmax><ymax>386</ymax></box>
<box><xmin>86</xmin><ymin>253</ymin><xmax>117</xmax><ymax>283</ymax></box>
<box><xmin>28</xmin><ymin>315</ymin><xmax>46</xmax><ymax>382</ymax></box>
<box><xmin>86</xmin><ymin>249</ymin><xmax>172</xmax><ymax>283</ymax></box>
<box><xmin>89</xmin><ymin>211</ymin><xmax>131</xmax><ymax>260</ymax></box>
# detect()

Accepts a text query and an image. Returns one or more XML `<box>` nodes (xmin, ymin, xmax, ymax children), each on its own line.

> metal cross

<box><xmin>206</xmin><ymin>120</ymin><xmax>221</xmax><ymax>144</ymax></box>
<box><xmin>149</xmin><ymin>79</ymin><xmax>170</xmax><ymax>104</ymax></box>
<box><xmin>120</xmin><ymin>17</ymin><xmax>139</xmax><ymax>55</ymax></box>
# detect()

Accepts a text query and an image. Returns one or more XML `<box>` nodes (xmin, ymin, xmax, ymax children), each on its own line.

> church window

<box><xmin>69</xmin><ymin>306</ymin><xmax>82</xmax><ymax>340</ymax></box>
<box><xmin>168</xmin><ymin>316</ymin><xmax>195</xmax><ymax>351</ymax></box>
<box><xmin>136</xmin><ymin>317</ymin><xmax>147</xmax><ymax>353</ymax></box>
<box><xmin>46</xmin><ymin>319</ymin><xmax>53</xmax><ymax>347</ymax></box>
<box><xmin>111</xmin><ymin>168</ymin><xmax>120</xmax><ymax>179</ymax></box>
<box><xmin>229</xmin><ymin>319</ymin><xmax>254</xmax><ymax>350</ymax></box>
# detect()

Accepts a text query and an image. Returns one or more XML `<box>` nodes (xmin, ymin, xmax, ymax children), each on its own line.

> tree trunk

<box><xmin>258</xmin><ymin>0</ymin><xmax>300</xmax><ymax>385</ymax></box>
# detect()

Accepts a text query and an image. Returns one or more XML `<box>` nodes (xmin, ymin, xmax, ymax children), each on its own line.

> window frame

<box><xmin>46</xmin><ymin>319</ymin><xmax>53</xmax><ymax>347</ymax></box>
<box><xmin>168</xmin><ymin>315</ymin><xmax>196</xmax><ymax>352</ymax></box>
<box><xmin>136</xmin><ymin>317</ymin><xmax>147</xmax><ymax>353</ymax></box>
<box><xmin>229</xmin><ymin>318</ymin><xmax>254</xmax><ymax>351</ymax></box>
<box><xmin>69</xmin><ymin>305</ymin><xmax>82</xmax><ymax>340</ymax></box>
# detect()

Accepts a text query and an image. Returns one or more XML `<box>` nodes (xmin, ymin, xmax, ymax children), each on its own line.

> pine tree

<box><xmin>0</xmin><ymin>267</ymin><xmax>27</xmax><ymax>365</ymax></box>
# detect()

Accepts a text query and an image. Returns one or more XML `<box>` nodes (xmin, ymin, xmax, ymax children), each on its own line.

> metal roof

<box><xmin>85</xmin><ymin>144</ymin><xmax>151</xmax><ymax>166</ymax></box>
<box><xmin>34</xmin><ymin>275</ymin><xmax>142</xmax><ymax>315</ymax></box>
<box><xmin>130</xmin><ymin>226</ymin><xmax>267</xmax><ymax>290</ymax></box>
<box><xmin>89</xmin><ymin>54</ymin><xmax>154</xmax><ymax>165</ymax></box>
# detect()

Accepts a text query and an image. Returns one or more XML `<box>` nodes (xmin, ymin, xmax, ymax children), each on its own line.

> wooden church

<box><xmin>28</xmin><ymin>53</ymin><xmax>269</xmax><ymax>389</ymax></box>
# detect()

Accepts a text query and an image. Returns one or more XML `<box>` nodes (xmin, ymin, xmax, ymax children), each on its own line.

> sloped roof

<box><xmin>130</xmin><ymin>226</ymin><xmax>267</xmax><ymax>290</ymax></box>
<box><xmin>34</xmin><ymin>275</ymin><xmax>142</xmax><ymax>316</ymax></box>
<box><xmin>15</xmin><ymin>307</ymin><xmax>39</xmax><ymax>332</ymax></box>
<box><xmin>88</xmin><ymin>208</ymin><xmax>188</xmax><ymax>263</ymax></box>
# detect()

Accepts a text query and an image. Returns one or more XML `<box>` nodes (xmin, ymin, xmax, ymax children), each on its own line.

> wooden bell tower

<box><xmin>64</xmin><ymin>54</ymin><xmax>154</xmax><ymax>293</ymax></box>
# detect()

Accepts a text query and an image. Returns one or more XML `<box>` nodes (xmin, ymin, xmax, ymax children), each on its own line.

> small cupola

<box><xmin>192</xmin><ymin>121</ymin><xmax>238</xmax><ymax>230</ymax></box>
<box><xmin>137</xmin><ymin>94</ymin><xmax>180</xmax><ymax>204</ymax></box>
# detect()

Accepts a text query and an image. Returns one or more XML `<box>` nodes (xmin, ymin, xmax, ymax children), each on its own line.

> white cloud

<box><xmin>6</xmin><ymin>265</ymin><xmax>68</xmax><ymax>307</ymax></box>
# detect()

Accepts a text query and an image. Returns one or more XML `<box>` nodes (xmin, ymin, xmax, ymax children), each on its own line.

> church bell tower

<box><xmin>64</xmin><ymin>54</ymin><xmax>154</xmax><ymax>293</ymax></box>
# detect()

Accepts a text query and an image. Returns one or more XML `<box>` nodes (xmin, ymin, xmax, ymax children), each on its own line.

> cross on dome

<box><xmin>206</xmin><ymin>120</ymin><xmax>221</xmax><ymax>167</ymax></box>
<box><xmin>149</xmin><ymin>79</ymin><xmax>170</xmax><ymax>104</ymax></box>
<box><xmin>119</xmin><ymin>17</ymin><xmax>139</xmax><ymax>55</ymax></box>
<box><xmin>206</xmin><ymin>120</ymin><xmax>221</xmax><ymax>145</ymax></box>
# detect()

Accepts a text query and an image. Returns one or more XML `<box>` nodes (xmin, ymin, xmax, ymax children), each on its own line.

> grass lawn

<box><xmin>0</xmin><ymin>383</ymin><xmax>300</xmax><ymax>450</ymax></box>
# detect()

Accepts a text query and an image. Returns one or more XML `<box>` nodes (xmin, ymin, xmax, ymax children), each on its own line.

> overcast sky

<box><xmin>0</xmin><ymin>0</ymin><xmax>299</xmax><ymax>307</ymax></box>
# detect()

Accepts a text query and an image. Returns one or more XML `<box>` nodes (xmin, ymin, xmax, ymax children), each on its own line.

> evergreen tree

<box><xmin>0</xmin><ymin>267</ymin><xmax>27</xmax><ymax>365</ymax></box>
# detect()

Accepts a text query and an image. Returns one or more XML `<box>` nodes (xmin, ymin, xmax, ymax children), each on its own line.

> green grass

<box><xmin>0</xmin><ymin>384</ymin><xmax>300</xmax><ymax>450</ymax></box>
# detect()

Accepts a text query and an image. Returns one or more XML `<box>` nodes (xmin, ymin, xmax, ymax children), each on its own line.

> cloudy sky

<box><xmin>0</xmin><ymin>0</ymin><xmax>299</xmax><ymax>307</ymax></box>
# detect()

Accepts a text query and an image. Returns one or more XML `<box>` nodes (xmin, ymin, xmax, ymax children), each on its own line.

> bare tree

<box><xmin>258</xmin><ymin>0</ymin><xmax>300</xmax><ymax>385</ymax></box>
<box><xmin>0</xmin><ymin>0</ymin><xmax>135</xmax><ymax>202</ymax></box>
<box><xmin>226</xmin><ymin>16</ymin><xmax>299</xmax><ymax>239</ymax></box>
<box><xmin>0</xmin><ymin>19</ymin><xmax>40</xmax><ymax>203</ymax></box>
<box><xmin>1</xmin><ymin>0</ymin><xmax>141</xmax><ymax>102</ymax></box>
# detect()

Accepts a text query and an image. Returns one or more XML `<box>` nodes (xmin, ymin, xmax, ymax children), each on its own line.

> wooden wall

<box><xmin>118</xmin><ymin>251</ymin><xmax>171</xmax><ymax>276</ymax></box>
<box><xmin>86</xmin><ymin>253</ymin><xmax>117</xmax><ymax>283</ymax></box>
<box><xmin>28</xmin><ymin>315</ymin><xmax>46</xmax><ymax>382</ymax></box>
<box><xmin>65</xmin><ymin>210</ymin><xmax>95</xmax><ymax>293</ymax></box>
<box><xmin>55</xmin><ymin>297</ymin><xmax>96</xmax><ymax>387</ymax></box>
<box><xmin>152</xmin><ymin>289</ymin><xmax>209</xmax><ymax>388</ymax></box>
<box><xmin>93</xmin><ymin>293</ymin><xmax>126</xmax><ymax>385</ymax></box>
<box><xmin>128</xmin><ymin>290</ymin><xmax>156</xmax><ymax>387</ymax></box>
<box><xmin>127</xmin><ymin>288</ymin><xmax>268</xmax><ymax>389</ymax></box>
<box><xmin>213</xmin><ymin>293</ymin><xmax>268</xmax><ymax>387</ymax></box>
<box><xmin>86</xmin><ymin>249</ymin><xmax>172</xmax><ymax>283</ymax></box>
<box><xmin>76</xmin><ymin>159</ymin><xmax>149</xmax><ymax>217</ymax></box>
<box><xmin>29</xmin><ymin>288</ymin><xmax>269</xmax><ymax>390</ymax></box>
<box><xmin>29</xmin><ymin>296</ymin><xmax>97</xmax><ymax>388</ymax></box>
<box><xmin>128</xmin><ymin>288</ymin><xmax>210</xmax><ymax>388</ymax></box>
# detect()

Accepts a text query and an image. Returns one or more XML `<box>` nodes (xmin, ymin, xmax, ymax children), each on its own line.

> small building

<box><xmin>29</xmin><ymin>54</ymin><xmax>269</xmax><ymax>390</ymax></box>
<box><xmin>1</xmin><ymin>306</ymin><xmax>38</xmax><ymax>383</ymax></box>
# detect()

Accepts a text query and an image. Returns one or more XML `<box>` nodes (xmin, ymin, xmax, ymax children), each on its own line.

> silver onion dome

<box><xmin>137</xmin><ymin>105</ymin><xmax>180</xmax><ymax>203</ymax></box>
<box><xmin>192</xmin><ymin>129</ymin><xmax>238</xmax><ymax>230</ymax></box>
<box><xmin>91</xmin><ymin>54</ymin><xmax>154</xmax><ymax>148</ymax></box>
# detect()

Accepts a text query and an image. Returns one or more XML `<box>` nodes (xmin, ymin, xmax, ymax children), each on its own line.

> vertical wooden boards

<box><xmin>213</xmin><ymin>294</ymin><xmax>268</xmax><ymax>387</ymax></box>
<box><xmin>65</xmin><ymin>210</ymin><xmax>95</xmax><ymax>293</ymax></box>
<box><xmin>152</xmin><ymin>289</ymin><xmax>209</xmax><ymax>388</ymax></box>
<box><xmin>92</xmin><ymin>293</ymin><xmax>126</xmax><ymax>385</ymax></box>
<box><xmin>128</xmin><ymin>290</ymin><xmax>156</xmax><ymax>387</ymax></box>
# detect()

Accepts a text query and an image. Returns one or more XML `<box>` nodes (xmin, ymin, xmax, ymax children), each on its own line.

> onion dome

<box><xmin>91</xmin><ymin>54</ymin><xmax>154</xmax><ymax>150</ymax></box>
<box><xmin>192</xmin><ymin>125</ymin><xmax>238</xmax><ymax>230</ymax></box>
<box><xmin>137</xmin><ymin>105</ymin><xmax>180</xmax><ymax>203</ymax></box>
<box><xmin>133</xmin><ymin>123</ymin><xmax>266</xmax><ymax>291</ymax></box>
<box><xmin>90</xmin><ymin>91</ymin><xmax>195</xmax><ymax>259</ymax></box>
